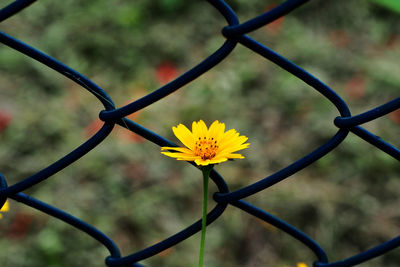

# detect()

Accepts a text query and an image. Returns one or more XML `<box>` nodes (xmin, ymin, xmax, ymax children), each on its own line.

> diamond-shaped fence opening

<box><xmin>0</xmin><ymin>0</ymin><xmax>399</xmax><ymax>266</ymax></box>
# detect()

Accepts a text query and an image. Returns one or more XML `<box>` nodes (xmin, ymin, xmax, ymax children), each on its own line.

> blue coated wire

<box><xmin>99</xmin><ymin>39</ymin><xmax>237</xmax><ymax>122</ymax></box>
<box><xmin>0</xmin><ymin>0</ymin><xmax>36</xmax><ymax>22</ymax></box>
<box><xmin>213</xmin><ymin>130</ymin><xmax>348</xmax><ymax>202</ymax></box>
<box><xmin>334</xmin><ymin>97</ymin><xmax>400</xmax><ymax>128</ymax></box>
<box><xmin>232</xmin><ymin>200</ymin><xmax>328</xmax><ymax>263</ymax></box>
<box><xmin>106</xmin><ymin>203</ymin><xmax>228</xmax><ymax>266</ymax></box>
<box><xmin>99</xmin><ymin>0</ymin><xmax>240</xmax><ymax>122</ymax></box>
<box><xmin>0</xmin><ymin>31</ymin><xmax>115</xmax><ymax>110</ymax></box>
<box><xmin>222</xmin><ymin>0</ymin><xmax>310</xmax><ymax>37</ymax></box>
<box><xmin>0</xmin><ymin>173</ymin><xmax>7</xmax><ymax>209</ymax></box>
<box><xmin>235</xmin><ymin>35</ymin><xmax>351</xmax><ymax>117</ymax></box>
<box><xmin>0</xmin><ymin>0</ymin><xmax>398</xmax><ymax>266</ymax></box>
<box><xmin>350</xmin><ymin>126</ymin><xmax>400</xmax><ymax>161</ymax></box>
<box><xmin>10</xmin><ymin>192</ymin><xmax>121</xmax><ymax>259</ymax></box>
<box><xmin>106</xmin><ymin>158</ymin><xmax>230</xmax><ymax>266</ymax></box>
<box><xmin>1</xmin><ymin>122</ymin><xmax>114</xmax><ymax>196</ymax></box>
<box><xmin>314</xmin><ymin>236</ymin><xmax>400</xmax><ymax>267</ymax></box>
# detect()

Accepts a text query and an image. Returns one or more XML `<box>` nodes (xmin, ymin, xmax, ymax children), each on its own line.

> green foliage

<box><xmin>370</xmin><ymin>0</ymin><xmax>400</xmax><ymax>14</ymax></box>
<box><xmin>0</xmin><ymin>0</ymin><xmax>399</xmax><ymax>267</ymax></box>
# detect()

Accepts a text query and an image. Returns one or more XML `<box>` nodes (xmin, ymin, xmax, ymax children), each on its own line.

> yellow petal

<box><xmin>225</xmin><ymin>153</ymin><xmax>245</xmax><ymax>159</ymax></box>
<box><xmin>207</xmin><ymin>120</ymin><xmax>219</xmax><ymax>139</ymax></box>
<box><xmin>215</xmin><ymin>153</ymin><xmax>244</xmax><ymax>159</ymax></box>
<box><xmin>0</xmin><ymin>200</ymin><xmax>9</xmax><ymax>212</ymax></box>
<box><xmin>207</xmin><ymin>157</ymin><xmax>228</xmax><ymax>164</ymax></box>
<box><xmin>162</xmin><ymin>152</ymin><xmax>199</xmax><ymax>160</ymax></box>
<box><xmin>197</xmin><ymin>120</ymin><xmax>208</xmax><ymax>139</ymax></box>
<box><xmin>161</xmin><ymin>152</ymin><xmax>190</xmax><ymax>158</ymax></box>
<box><xmin>192</xmin><ymin>121</ymin><xmax>200</xmax><ymax>139</ymax></box>
<box><xmin>172</xmin><ymin>124</ymin><xmax>195</xmax><ymax>150</ymax></box>
<box><xmin>210</xmin><ymin>120</ymin><xmax>226</xmax><ymax>142</ymax></box>
<box><xmin>176</xmin><ymin>157</ymin><xmax>200</xmax><ymax>161</ymax></box>
<box><xmin>162</xmin><ymin>120</ymin><xmax>249</xmax><ymax>166</ymax></box>
<box><xmin>195</xmin><ymin>158</ymin><xmax>212</xmax><ymax>166</ymax></box>
<box><xmin>217</xmin><ymin>122</ymin><xmax>226</xmax><ymax>140</ymax></box>
<box><xmin>219</xmin><ymin>129</ymin><xmax>238</xmax><ymax>145</ymax></box>
<box><xmin>194</xmin><ymin>156</ymin><xmax>229</xmax><ymax>166</ymax></box>
<box><xmin>161</xmin><ymin>146</ymin><xmax>194</xmax><ymax>154</ymax></box>
<box><xmin>218</xmin><ymin>135</ymin><xmax>248</xmax><ymax>151</ymax></box>
<box><xmin>219</xmin><ymin>143</ymin><xmax>250</xmax><ymax>154</ymax></box>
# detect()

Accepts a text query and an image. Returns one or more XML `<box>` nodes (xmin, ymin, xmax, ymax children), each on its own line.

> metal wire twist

<box><xmin>0</xmin><ymin>0</ymin><xmax>399</xmax><ymax>266</ymax></box>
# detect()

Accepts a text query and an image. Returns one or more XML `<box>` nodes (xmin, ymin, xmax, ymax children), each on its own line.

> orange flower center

<box><xmin>194</xmin><ymin>137</ymin><xmax>219</xmax><ymax>160</ymax></box>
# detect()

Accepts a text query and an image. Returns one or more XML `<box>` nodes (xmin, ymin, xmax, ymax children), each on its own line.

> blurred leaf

<box><xmin>370</xmin><ymin>0</ymin><xmax>400</xmax><ymax>14</ymax></box>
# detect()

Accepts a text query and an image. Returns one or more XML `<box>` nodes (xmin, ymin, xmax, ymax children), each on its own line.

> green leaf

<box><xmin>369</xmin><ymin>0</ymin><xmax>400</xmax><ymax>14</ymax></box>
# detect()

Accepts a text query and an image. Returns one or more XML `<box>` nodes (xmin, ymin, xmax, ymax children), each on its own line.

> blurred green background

<box><xmin>0</xmin><ymin>0</ymin><xmax>399</xmax><ymax>266</ymax></box>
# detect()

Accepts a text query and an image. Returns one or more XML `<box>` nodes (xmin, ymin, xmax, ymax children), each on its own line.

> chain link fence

<box><xmin>0</xmin><ymin>0</ymin><xmax>399</xmax><ymax>266</ymax></box>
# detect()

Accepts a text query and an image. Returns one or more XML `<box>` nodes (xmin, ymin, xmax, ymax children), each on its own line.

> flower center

<box><xmin>194</xmin><ymin>137</ymin><xmax>219</xmax><ymax>160</ymax></box>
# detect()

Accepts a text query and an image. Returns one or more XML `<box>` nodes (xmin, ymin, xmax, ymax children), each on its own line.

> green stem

<box><xmin>198</xmin><ymin>165</ymin><xmax>213</xmax><ymax>267</ymax></box>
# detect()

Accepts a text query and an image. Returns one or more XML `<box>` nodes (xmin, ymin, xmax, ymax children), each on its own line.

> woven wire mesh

<box><xmin>0</xmin><ymin>0</ymin><xmax>399</xmax><ymax>266</ymax></box>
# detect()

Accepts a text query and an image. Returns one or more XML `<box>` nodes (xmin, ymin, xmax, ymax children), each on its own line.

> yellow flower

<box><xmin>161</xmin><ymin>120</ymin><xmax>250</xmax><ymax>166</ymax></box>
<box><xmin>282</xmin><ymin>263</ymin><xmax>308</xmax><ymax>267</ymax></box>
<box><xmin>0</xmin><ymin>199</ymin><xmax>10</xmax><ymax>219</ymax></box>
